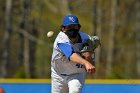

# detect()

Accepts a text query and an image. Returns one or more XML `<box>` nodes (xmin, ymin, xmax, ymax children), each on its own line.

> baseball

<box><xmin>47</xmin><ymin>31</ymin><xmax>54</xmax><ymax>38</ymax></box>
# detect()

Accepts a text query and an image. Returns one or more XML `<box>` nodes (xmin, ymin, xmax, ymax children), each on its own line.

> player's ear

<box><xmin>62</xmin><ymin>28</ymin><xmax>66</xmax><ymax>32</ymax></box>
<box><xmin>60</xmin><ymin>25</ymin><xmax>66</xmax><ymax>32</ymax></box>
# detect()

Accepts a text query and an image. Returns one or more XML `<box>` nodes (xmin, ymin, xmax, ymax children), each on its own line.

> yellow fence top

<box><xmin>0</xmin><ymin>79</ymin><xmax>140</xmax><ymax>84</ymax></box>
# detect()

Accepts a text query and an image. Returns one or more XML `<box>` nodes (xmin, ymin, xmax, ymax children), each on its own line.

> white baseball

<box><xmin>47</xmin><ymin>31</ymin><xmax>54</xmax><ymax>38</ymax></box>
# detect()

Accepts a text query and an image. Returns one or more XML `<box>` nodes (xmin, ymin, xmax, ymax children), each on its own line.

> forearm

<box><xmin>69</xmin><ymin>53</ymin><xmax>88</xmax><ymax>65</ymax></box>
<box><xmin>82</xmin><ymin>51</ymin><xmax>95</xmax><ymax>66</ymax></box>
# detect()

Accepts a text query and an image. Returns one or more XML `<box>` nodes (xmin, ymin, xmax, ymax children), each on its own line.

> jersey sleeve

<box><xmin>56</xmin><ymin>32</ymin><xmax>74</xmax><ymax>59</ymax></box>
<box><xmin>79</xmin><ymin>31</ymin><xmax>92</xmax><ymax>52</ymax></box>
<box><xmin>79</xmin><ymin>31</ymin><xmax>89</xmax><ymax>42</ymax></box>
<box><xmin>57</xmin><ymin>43</ymin><xmax>74</xmax><ymax>59</ymax></box>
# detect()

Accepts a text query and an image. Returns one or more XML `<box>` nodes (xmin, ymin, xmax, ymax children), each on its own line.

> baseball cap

<box><xmin>62</xmin><ymin>14</ymin><xmax>80</xmax><ymax>26</ymax></box>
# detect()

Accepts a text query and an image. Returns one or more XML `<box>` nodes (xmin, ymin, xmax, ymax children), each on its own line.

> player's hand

<box><xmin>81</xmin><ymin>51</ymin><xmax>95</xmax><ymax>73</ymax></box>
<box><xmin>84</xmin><ymin>61</ymin><xmax>95</xmax><ymax>73</ymax></box>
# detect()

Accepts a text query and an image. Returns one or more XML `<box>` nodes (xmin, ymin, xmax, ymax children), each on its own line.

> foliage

<box><xmin>0</xmin><ymin>0</ymin><xmax>139</xmax><ymax>79</ymax></box>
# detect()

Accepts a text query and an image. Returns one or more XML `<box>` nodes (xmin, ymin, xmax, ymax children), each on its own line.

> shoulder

<box><xmin>55</xmin><ymin>31</ymin><xmax>70</xmax><ymax>43</ymax></box>
<box><xmin>79</xmin><ymin>31</ymin><xmax>89</xmax><ymax>42</ymax></box>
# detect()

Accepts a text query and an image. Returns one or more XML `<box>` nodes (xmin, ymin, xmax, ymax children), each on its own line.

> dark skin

<box><xmin>61</xmin><ymin>24</ymin><xmax>95</xmax><ymax>73</ymax></box>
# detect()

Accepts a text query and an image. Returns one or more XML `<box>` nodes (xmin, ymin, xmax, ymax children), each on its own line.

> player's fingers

<box><xmin>87</xmin><ymin>68</ymin><xmax>94</xmax><ymax>73</ymax></box>
<box><xmin>86</xmin><ymin>68</ymin><xmax>90</xmax><ymax>73</ymax></box>
<box><xmin>92</xmin><ymin>67</ymin><xmax>96</xmax><ymax>73</ymax></box>
<box><xmin>87</xmin><ymin>67</ymin><xmax>96</xmax><ymax>73</ymax></box>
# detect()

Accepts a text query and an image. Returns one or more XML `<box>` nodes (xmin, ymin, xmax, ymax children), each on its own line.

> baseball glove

<box><xmin>80</xmin><ymin>36</ymin><xmax>101</xmax><ymax>53</ymax></box>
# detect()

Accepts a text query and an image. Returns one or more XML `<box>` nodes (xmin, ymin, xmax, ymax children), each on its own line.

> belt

<box><xmin>60</xmin><ymin>74</ymin><xmax>70</xmax><ymax>76</ymax></box>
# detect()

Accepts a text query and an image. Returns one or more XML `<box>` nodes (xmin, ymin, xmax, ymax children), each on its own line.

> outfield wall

<box><xmin>0</xmin><ymin>79</ymin><xmax>140</xmax><ymax>93</ymax></box>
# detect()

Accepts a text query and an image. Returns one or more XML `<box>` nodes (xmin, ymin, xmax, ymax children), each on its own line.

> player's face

<box><xmin>63</xmin><ymin>24</ymin><xmax>81</xmax><ymax>39</ymax></box>
<box><xmin>65</xmin><ymin>25</ymin><xmax>79</xmax><ymax>39</ymax></box>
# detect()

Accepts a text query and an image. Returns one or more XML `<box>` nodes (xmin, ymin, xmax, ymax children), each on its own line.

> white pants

<box><xmin>51</xmin><ymin>72</ymin><xmax>86</xmax><ymax>93</ymax></box>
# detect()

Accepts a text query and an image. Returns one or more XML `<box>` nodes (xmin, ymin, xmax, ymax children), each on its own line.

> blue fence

<box><xmin>0</xmin><ymin>79</ymin><xmax>140</xmax><ymax>93</ymax></box>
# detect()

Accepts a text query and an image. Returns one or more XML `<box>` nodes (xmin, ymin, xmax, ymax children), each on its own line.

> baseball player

<box><xmin>51</xmin><ymin>14</ymin><xmax>100</xmax><ymax>93</ymax></box>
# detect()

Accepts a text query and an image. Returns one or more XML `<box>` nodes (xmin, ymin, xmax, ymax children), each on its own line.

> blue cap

<box><xmin>62</xmin><ymin>14</ymin><xmax>80</xmax><ymax>26</ymax></box>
